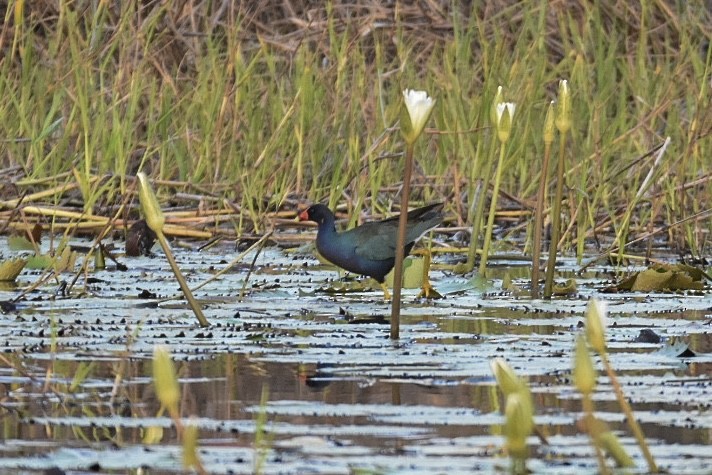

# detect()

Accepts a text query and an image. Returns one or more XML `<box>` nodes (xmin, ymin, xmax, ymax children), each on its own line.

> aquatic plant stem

<box><xmin>238</xmin><ymin>232</ymin><xmax>272</xmax><ymax>302</ymax></box>
<box><xmin>465</xmin><ymin>139</ymin><xmax>489</xmax><ymax>271</ymax></box>
<box><xmin>531</xmin><ymin>140</ymin><xmax>551</xmax><ymax>298</ymax></box>
<box><xmin>600</xmin><ymin>352</ymin><xmax>658</xmax><ymax>472</ymax></box>
<box><xmin>582</xmin><ymin>396</ymin><xmax>611</xmax><ymax>475</ymax></box>
<box><xmin>544</xmin><ymin>134</ymin><xmax>567</xmax><ymax>298</ymax></box>
<box><xmin>390</xmin><ymin>143</ymin><xmax>415</xmax><ymax>340</ymax></box>
<box><xmin>478</xmin><ymin>143</ymin><xmax>507</xmax><ymax>276</ymax></box>
<box><xmin>613</xmin><ymin>137</ymin><xmax>670</xmax><ymax>262</ymax></box>
<box><xmin>253</xmin><ymin>385</ymin><xmax>271</xmax><ymax>474</ymax></box>
<box><xmin>532</xmin><ymin>102</ymin><xmax>555</xmax><ymax>297</ymax></box>
<box><xmin>137</xmin><ymin>173</ymin><xmax>209</xmax><ymax>328</ymax></box>
<box><xmin>155</xmin><ymin>232</ymin><xmax>210</xmax><ymax>327</ymax></box>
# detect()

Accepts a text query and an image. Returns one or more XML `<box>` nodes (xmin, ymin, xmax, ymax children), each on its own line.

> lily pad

<box><xmin>26</xmin><ymin>246</ymin><xmax>78</xmax><ymax>272</ymax></box>
<box><xmin>604</xmin><ymin>263</ymin><xmax>708</xmax><ymax>292</ymax></box>
<box><xmin>0</xmin><ymin>257</ymin><xmax>27</xmax><ymax>281</ymax></box>
<box><xmin>7</xmin><ymin>224</ymin><xmax>42</xmax><ymax>251</ymax></box>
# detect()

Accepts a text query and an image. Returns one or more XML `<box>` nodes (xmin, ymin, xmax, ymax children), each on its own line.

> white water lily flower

<box><xmin>495</xmin><ymin>102</ymin><xmax>516</xmax><ymax>125</ymax></box>
<box><xmin>495</xmin><ymin>102</ymin><xmax>516</xmax><ymax>143</ymax></box>
<box><xmin>490</xmin><ymin>86</ymin><xmax>504</xmax><ymax>124</ymax></box>
<box><xmin>401</xmin><ymin>89</ymin><xmax>435</xmax><ymax>144</ymax></box>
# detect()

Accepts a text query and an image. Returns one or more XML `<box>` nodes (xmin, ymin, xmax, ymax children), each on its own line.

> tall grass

<box><xmin>0</xmin><ymin>1</ymin><xmax>709</xmax><ymax>255</ymax></box>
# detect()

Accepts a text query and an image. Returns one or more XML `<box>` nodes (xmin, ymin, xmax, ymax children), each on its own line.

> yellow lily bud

<box><xmin>495</xmin><ymin>102</ymin><xmax>516</xmax><ymax>143</ymax></box>
<box><xmin>490</xmin><ymin>86</ymin><xmax>504</xmax><ymax>125</ymax></box>
<box><xmin>504</xmin><ymin>392</ymin><xmax>534</xmax><ymax>457</ymax></box>
<box><xmin>544</xmin><ymin>100</ymin><xmax>555</xmax><ymax>144</ymax></box>
<box><xmin>490</xmin><ymin>358</ymin><xmax>527</xmax><ymax>397</ymax></box>
<box><xmin>152</xmin><ymin>345</ymin><xmax>180</xmax><ymax>413</ymax></box>
<box><xmin>573</xmin><ymin>334</ymin><xmax>597</xmax><ymax>395</ymax></box>
<box><xmin>182</xmin><ymin>421</ymin><xmax>201</xmax><ymax>470</ymax></box>
<box><xmin>555</xmin><ymin>79</ymin><xmax>572</xmax><ymax>133</ymax></box>
<box><xmin>586</xmin><ymin>299</ymin><xmax>608</xmax><ymax>354</ymax></box>
<box><xmin>598</xmin><ymin>430</ymin><xmax>636</xmax><ymax>468</ymax></box>
<box><xmin>137</xmin><ymin>172</ymin><xmax>165</xmax><ymax>233</ymax></box>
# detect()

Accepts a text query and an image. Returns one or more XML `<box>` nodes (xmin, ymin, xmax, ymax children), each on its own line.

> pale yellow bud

<box><xmin>495</xmin><ymin>102</ymin><xmax>516</xmax><ymax>143</ymax></box>
<box><xmin>137</xmin><ymin>172</ymin><xmax>165</xmax><ymax>233</ymax></box>
<box><xmin>586</xmin><ymin>299</ymin><xmax>608</xmax><ymax>354</ymax></box>
<box><xmin>182</xmin><ymin>420</ymin><xmax>201</xmax><ymax>470</ymax></box>
<box><xmin>504</xmin><ymin>392</ymin><xmax>534</xmax><ymax>458</ymax></box>
<box><xmin>598</xmin><ymin>430</ymin><xmax>635</xmax><ymax>468</ymax></box>
<box><xmin>490</xmin><ymin>358</ymin><xmax>527</xmax><ymax>397</ymax></box>
<box><xmin>544</xmin><ymin>100</ymin><xmax>555</xmax><ymax>144</ymax></box>
<box><xmin>152</xmin><ymin>345</ymin><xmax>179</xmax><ymax>412</ymax></box>
<box><xmin>573</xmin><ymin>334</ymin><xmax>596</xmax><ymax>395</ymax></box>
<box><xmin>490</xmin><ymin>86</ymin><xmax>504</xmax><ymax>125</ymax></box>
<box><xmin>555</xmin><ymin>79</ymin><xmax>572</xmax><ymax>133</ymax></box>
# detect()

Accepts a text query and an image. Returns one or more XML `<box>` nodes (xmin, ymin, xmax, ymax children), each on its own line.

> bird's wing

<box><xmin>348</xmin><ymin>204</ymin><xmax>443</xmax><ymax>261</ymax></box>
<box><xmin>347</xmin><ymin>222</ymin><xmax>398</xmax><ymax>261</ymax></box>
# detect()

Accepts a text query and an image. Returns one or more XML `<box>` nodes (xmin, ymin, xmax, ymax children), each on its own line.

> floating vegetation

<box><xmin>0</xmin><ymin>1</ymin><xmax>710</xmax><ymax>473</ymax></box>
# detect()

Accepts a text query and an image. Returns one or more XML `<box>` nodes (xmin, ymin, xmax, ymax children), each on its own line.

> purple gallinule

<box><xmin>298</xmin><ymin>203</ymin><xmax>443</xmax><ymax>298</ymax></box>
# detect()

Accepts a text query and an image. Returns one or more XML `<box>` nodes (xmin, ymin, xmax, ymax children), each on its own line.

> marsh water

<box><xmin>0</xmin><ymin>239</ymin><xmax>710</xmax><ymax>474</ymax></box>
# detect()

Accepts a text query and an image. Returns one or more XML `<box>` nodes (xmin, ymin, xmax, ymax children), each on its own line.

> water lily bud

<box><xmin>137</xmin><ymin>172</ymin><xmax>165</xmax><ymax>233</ymax></box>
<box><xmin>183</xmin><ymin>420</ymin><xmax>201</xmax><ymax>469</ymax></box>
<box><xmin>555</xmin><ymin>79</ymin><xmax>572</xmax><ymax>133</ymax></box>
<box><xmin>598</xmin><ymin>430</ymin><xmax>635</xmax><ymax>468</ymax></box>
<box><xmin>490</xmin><ymin>86</ymin><xmax>504</xmax><ymax>125</ymax></box>
<box><xmin>153</xmin><ymin>345</ymin><xmax>180</xmax><ymax>412</ymax></box>
<box><xmin>504</xmin><ymin>392</ymin><xmax>534</xmax><ymax>457</ymax></box>
<box><xmin>142</xmin><ymin>425</ymin><xmax>164</xmax><ymax>444</ymax></box>
<box><xmin>544</xmin><ymin>100</ymin><xmax>555</xmax><ymax>144</ymax></box>
<box><xmin>586</xmin><ymin>299</ymin><xmax>608</xmax><ymax>354</ymax></box>
<box><xmin>495</xmin><ymin>102</ymin><xmax>516</xmax><ymax>143</ymax></box>
<box><xmin>401</xmin><ymin>89</ymin><xmax>435</xmax><ymax>145</ymax></box>
<box><xmin>94</xmin><ymin>247</ymin><xmax>105</xmax><ymax>270</ymax></box>
<box><xmin>490</xmin><ymin>358</ymin><xmax>527</xmax><ymax>397</ymax></box>
<box><xmin>573</xmin><ymin>334</ymin><xmax>596</xmax><ymax>395</ymax></box>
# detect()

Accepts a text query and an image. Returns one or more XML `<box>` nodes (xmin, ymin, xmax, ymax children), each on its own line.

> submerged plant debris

<box><xmin>0</xmin><ymin>238</ymin><xmax>710</xmax><ymax>475</ymax></box>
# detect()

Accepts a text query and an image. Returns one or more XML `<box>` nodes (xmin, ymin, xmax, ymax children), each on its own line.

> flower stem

<box><xmin>390</xmin><ymin>142</ymin><xmax>415</xmax><ymax>339</ymax></box>
<box><xmin>582</xmin><ymin>395</ymin><xmax>611</xmax><ymax>475</ymax></box>
<box><xmin>544</xmin><ymin>134</ymin><xmax>567</xmax><ymax>298</ymax></box>
<box><xmin>600</xmin><ymin>352</ymin><xmax>658</xmax><ymax>472</ymax></box>
<box><xmin>466</xmin><ymin>136</ymin><xmax>494</xmax><ymax>272</ymax></box>
<box><xmin>479</xmin><ymin>142</ymin><xmax>507</xmax><ymax>276</ymax></box>
<box><xmin>156</xmin><ymin>232</ymin><xmax>210</xmax><ymax>327</ymax></box>
<box><xmin>531</xmin><ymin>140</ymin><xmax>552</xmax><ymax>298</ymax></box>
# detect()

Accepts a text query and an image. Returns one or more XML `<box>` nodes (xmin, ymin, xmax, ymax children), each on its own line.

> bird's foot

<box><xmin>380</xmin><ymin>282</ymin><xmax>392</xmax><ymax>301</ymax></box>
<box><xmin>415</xmin><ymin>249</ymin><xmax>442</xmax><ymax>299</ymax></box>
<box><xmin>417</xmin><ymin>279</ymin><xmax>443</xmax><ymax>299</ymax></box>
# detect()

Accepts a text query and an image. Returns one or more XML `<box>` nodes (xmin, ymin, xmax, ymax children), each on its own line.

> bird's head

<box><xmin>298</xmin><ymin>204</ymin><xmax>331</xmax><ymax>225</ymax></box>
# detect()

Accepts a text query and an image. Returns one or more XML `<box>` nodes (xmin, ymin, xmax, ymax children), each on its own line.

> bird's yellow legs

<box><xmin>380</xmin><ymin>282</ymin><xmax>392</xmax><ymax>300</ymax></box>
<box><xmin>377</xmin><ymin>248</ymin><xmax>440</xmax><ymax>301</ymax></box>
<box><xmin>416</xmin><ymin>249</ymin><xmax>442</xmax><ymax>299</ymax></box>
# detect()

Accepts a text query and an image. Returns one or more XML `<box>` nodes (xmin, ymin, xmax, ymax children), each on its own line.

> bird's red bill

<box><xmin>298</xmin><ymin>209</ymin><xmax>310</xmax><ymax>221</ymax></box>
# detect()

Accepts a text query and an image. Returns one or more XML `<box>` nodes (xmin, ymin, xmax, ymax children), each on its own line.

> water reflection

<box><xmin>2</xmin><ymin>353</ymin><xmax>710</xmax><ymax>453</ymax></box>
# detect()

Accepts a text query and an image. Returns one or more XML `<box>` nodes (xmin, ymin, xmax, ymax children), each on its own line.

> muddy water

<box><xmin>0</xmin><ymin>241</ymin><xmax>710</xmax><ymax>474</ymax></box>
